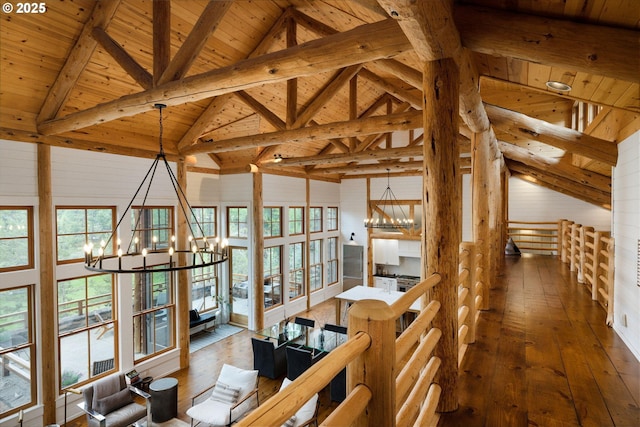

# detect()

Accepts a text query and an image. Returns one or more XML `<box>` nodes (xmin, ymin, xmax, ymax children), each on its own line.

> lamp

<box><xmin>83</xmin><ymin>104</ymin><xmax>228</xmax><ymax>274</ymax></box>
<box><xmin>63</xmin><ymin>387</ymin><xmax>81</xmax><ymax>426</ymax></box>
<box><xmin>545</xmin><ymin>80</ymin><xmax>572</xmax><ymax>92</ymax></box>
<box><xmin>364</xmin><ymin>169</ymin><xmax>414</xmax><ymax>229</ymax></box>
<box><xmin>273</xmin><ymin>154</ymin><xmax>283</xmax><ymax>163</ymax></box>
<box><xmin>349</xmin><ymin>232</ymin><xmax>355</xmax><ymax>241</ymax></box>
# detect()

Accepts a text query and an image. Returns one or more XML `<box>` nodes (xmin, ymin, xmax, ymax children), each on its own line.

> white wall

<box><xmin>508</xmin><ymin>178</ymin><xmax>611</xmax><ymax>230</ymax></box>
<box><xmin>612</xmin><ymin>131</ymin><xmax>640</xmax><ymax>360</ymax></box>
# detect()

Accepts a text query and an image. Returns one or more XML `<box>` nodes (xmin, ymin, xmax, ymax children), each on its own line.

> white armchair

<box><xmin>278</xmin><ymin>377</ymin><xmax>319</xmax><ymax>427</ymax></box>
<box><xmin>186</xmin><ymin>364</ymin><xmax>259</xmax><ymax>427</ymax></box>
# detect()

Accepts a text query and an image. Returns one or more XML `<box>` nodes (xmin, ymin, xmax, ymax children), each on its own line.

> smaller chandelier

<box><xmin>364</xmin><ymin>169</ymin><xmax>414</xmax><ymax>230</ymax></box>
<box><xmin>84</xmin><ymin>104</ymin><xmax>228</xmax><ymax>274</ymax></box>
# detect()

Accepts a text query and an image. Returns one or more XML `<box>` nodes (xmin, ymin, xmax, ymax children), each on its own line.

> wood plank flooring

<box><xmin>67</xmin><ymin>255</ymin><xmax>638</xmax><ymax>427</ymax></box>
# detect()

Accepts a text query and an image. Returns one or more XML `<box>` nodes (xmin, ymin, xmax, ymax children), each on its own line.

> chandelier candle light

<box><xmin>364</xmin><ymin>169</ymin><xmax>415</xmax><ymax>230</ymax></box>
<box><xmin>84</xmin><ymin>104</ymin><xmax>228</xmax><ymax>274</ymax></box>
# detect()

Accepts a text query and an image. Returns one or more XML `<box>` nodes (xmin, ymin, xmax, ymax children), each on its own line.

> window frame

<box><xmin>190</xmin><ymin>206</ymin><xmax>217</xmax><ymax>240</ymax></box>
<box><xmin>57</xmin><ymin>273</ymin><xmax>117</xmax><ymax>389</ymax></box>
<box><xmin>263</xmin><ymin>245</ymin><xmax>283</xmax><ymax>309</ymax></box>
<box><xmin>309</xmin><ymin>239</ymin><xmax>323</xmax><ymax>292</ymax></box>
<box><xmin>227</xmin><ymin>206</ymin><xmax>249</xmax><ymax>239</ymax></box>
<box><xmin>289</xmin><ymin>242</ymin><xmax>305</xmax><ymax>300</ymax></box>
<box><xmin>0</xmin><ymin>285</ymin><xmax>36</xmax><ymax>418</ymax></box>
<box><xmin>309</xmin><ymin>207</ymin><xmax>323</xmax><ymax>233</ymax></box>
<box><xmin>327</xmin><ymin>207</ymin><xmax>338</xmax><ymax>231</ymax></box>
<box><xmin>0</xmin><ymin>206</ymin><xmax>34</xmax><ymax>272</ymax></box>
<box><xmin>131</xmin><ymin>206</ymin><xmax>174</xmax><ymax>252</ymax></box>
<box><xmin>327</xmin><ymin>237</ymin><xmax>339</xmax><ymax>285</ymax></box>
<box><xmin>288</xmin><ymin>207</ymin><xmax>304</xmax><ymax>236</ymax></box>
<box><xmin>263</xmin><ymin>206</ymin><xmax>282</xmax><ymax>238</ymax></box>
<box><xmin>56</xmin><ymin>206</ymin><xmax>116</xmax><ymax>265</ymax></box>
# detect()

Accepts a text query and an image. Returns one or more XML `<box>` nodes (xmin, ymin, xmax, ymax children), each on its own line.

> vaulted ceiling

<box><xmin>1</xmin><ymin>0</ymin><xmax>638</xmax><ymax>209</ymax></box>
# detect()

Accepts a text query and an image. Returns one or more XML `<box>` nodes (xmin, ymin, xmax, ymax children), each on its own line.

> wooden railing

<box><xmin>560</xmin><ymin>220</ymin><xmax>615</xmax><ymax>325</ymax></box>
<box><xmin>507</xmin><ymin>220</ymin><xmax>560</xmax><ymax>254</ymax></box>
<box><xmin>237</xmin><ymin>274</ymin><xmax>443</xmax><ymax>427</ymax></box>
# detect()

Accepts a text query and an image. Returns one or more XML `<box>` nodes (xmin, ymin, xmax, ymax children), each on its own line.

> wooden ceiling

<box><xmin>1</xmin><ymin>0</ymin><xmax>638</xmax><ymax>209</ymax></box>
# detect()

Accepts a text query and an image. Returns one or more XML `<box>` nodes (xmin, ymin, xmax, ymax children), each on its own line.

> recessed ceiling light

<box><xmin>546</xmin><ymin>81</ymin><xmax>572</xmax><ymax>92</ymax></box>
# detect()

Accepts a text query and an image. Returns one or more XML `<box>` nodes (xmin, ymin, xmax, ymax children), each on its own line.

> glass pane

<box><xmin>56</xmin><ymin>209</ymin><xmax>86</xmax><ymax>234</ymax></box>
<box><xmin>0</xmin><ymin>347</ymin><xmax>32</xmax><ymax>411</ymax></box>
<box><xmin>0</xmin><ymin>239</ymin><xmax>29</xmax><ymax>268</ymax></box>
<box><xmin>57</xmin><ymin>234</ymin><xmax>86</xmax><ymax>261</ymax></box>
<box><xmin>87</xmin><ymin>209</ymin><xmax>113</xmax><ymax>233</ymax></box>
<box><xmin>58</xmin><ymin>278</ymin><xmax>87</xmax><ymax>333</ymax></box>
<box><xmin>60</xmin><ymin>332</ymin><xmax>89</xmax><ymax>387</ymax></box>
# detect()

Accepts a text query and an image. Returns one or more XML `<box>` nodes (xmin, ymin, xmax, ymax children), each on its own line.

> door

<box><xmin>229</xmin><ymin>246</ymin><xmax>249</xmax><ymax>326</ymax></box>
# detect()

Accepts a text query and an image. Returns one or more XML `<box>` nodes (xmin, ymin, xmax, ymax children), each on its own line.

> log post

<box><xmin>422</xmin><ymin>57</ymin><xmax>460</xmax><ymax>412</ymax></box>
<box><xmin>38</xmin><ymin>144</ymin><xmax>56</xmax><ymax>424</ymax></box>
<box><xmin>570</xmin><ymin>223</ymin><xmax>580</xmax><ymax>272</ymax></box>
<box><xmin>557</xmin><ymin>219</ymin><xmax>565</xmax><ymax>258</ymax></box>
<box><xmin>348</xmin><ymin>300</ymin><xmax>396</xmax><ymax>427</ymax></box>
<box><xmin>177</xmin><ymin>160</ymin><xmax>190</xmax><ymax>368</ymax></box>
<box><xmin>472</xmin><ymin>131</ymin><xmax>492</xmax><ymax>311</ymax></box>
<box><xmin>253</xmin><ymin>171</ymin><xmax>264</xmax><ymax>330</ymax></box>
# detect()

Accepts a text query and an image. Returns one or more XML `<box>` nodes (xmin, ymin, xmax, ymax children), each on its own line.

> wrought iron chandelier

<box><xmin>364</xmin><ymin>169</ymin><xmax>414</xmax><ymax>230</ymax></box>
<box><xmin>84</xmin><ymin>104</ymin><xmax>228</xmax><ymax>274</ymax></box>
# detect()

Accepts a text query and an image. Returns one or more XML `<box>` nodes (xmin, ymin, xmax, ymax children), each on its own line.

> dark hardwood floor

<box><xmin>68</xmin><ymin>255</ymin><xmax>639</xmax><ymax>426</ymax></box>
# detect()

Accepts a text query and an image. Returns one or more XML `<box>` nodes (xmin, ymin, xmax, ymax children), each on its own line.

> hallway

<box><xmin>440</xmin><ymin>255</ymin><xmax>639</xmax><ymax>426</ymax></box>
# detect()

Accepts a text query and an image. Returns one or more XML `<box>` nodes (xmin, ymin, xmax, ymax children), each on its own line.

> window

<box><xmin>309</xmin><ymin>207</ymin><xmax>322</xmax><ymax>233</ymax></box>
<box><xmin>132</xmin><ymin>268</ymin><xmax>174</xmax><ymax>362</ymax></box>
<box><xmin>228</xmin><ymin>207</ymin><xmax>248</xmax><ymax>238</ymax></box>
<box><xmin>0</xmin><ymin>285</ymin><xmax>36</xmax><ymax>417</ymax></box>
<box><xmin>289</xmin><ymin>242</ymin><xmax>305</xmax><ymax>299</ymax></box>
<box><xmin>58</xmin><ymin>274</ymin><xmax>116</xmax><ymax>388</ymax></box>
<box><xmin>191</xmin><ymin>265</ymin><xmax>219</xmax><ymax>313</ymax></box>
<box><xmin>327</xmin><ymin>207</ymin><xmax>338</xmax><ymax>231</ymax></box>
<box><xmin>191</xmin><ymin>206</ymin><xmax>217</xmax><ymax>239</ymax></box>
<box><xmin>263</xmin><ymin>207</ymin><xmax>282</xmax><ymax>238</ymax></box>
<box><xmin>0</xmin><ymin>207</ymin><xmax>34</xmax><ymax>272</ymax></box>
<box><xmin>56</xmin><ymin>207</ymin><xmax>115</xmax><ymax>263</ymax></box>
<box><xmin>288</xmin><ymin>207</ymin><xmax>304</xmax><ymax>236</ymax></box>
<box><xmin>309</xmin><ymin>239</ymin><xmax>323</xmax><ymax>292</ymax></box>
<box><xmin>327</xmin><ymin>237</ymin><xmax>338</xmax><ymax>285</ymax></box>
<box><xmin>131</xmin><ymin>207</ymin><xmax>173</xmax><ymax>251</ymax></box>
<box><xmin>264</xmin><ymin>246</ymin><xmax>282</xmax><ymax>308</ymax></box>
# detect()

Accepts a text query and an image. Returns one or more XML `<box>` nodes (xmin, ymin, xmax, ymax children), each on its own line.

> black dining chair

<box><xmin>294</xmin><ymin>317</ymin><xmax>315</xmax><ymax>328</ymax></box>
<box><xmin>251</xmin><ymin>337</ymin><xmax>287</xmax><ymax>379</ymax></box>
<box><xmin>285</xmin><ymin>345</ymin><xmax>326</xmax><ymax>381</ymax></box>
<box><xmin>323</xmin><ymin>323</ymin><xmax>347</xmax><ymax>334</ymax></box>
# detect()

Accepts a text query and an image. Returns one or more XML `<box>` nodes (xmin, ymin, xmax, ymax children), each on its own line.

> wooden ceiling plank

<box><xmin>359</xmin><ymin>68</ymin><xmax>422</xmax><ymax>108</ymax></box>
<box><xmin>235</xmin><ymin>91</ymin><xmax>286</xmax><ymax>130</ymax></box>
<box><xmin>91</xmin><ymin>27</ymin><xmax>153</xmax><ymax>89</ymax></box>
<box><xmin>152</xmin><ymin>0</ymin><xmax>171</xmax><ymax>87</ymax></box>
<box><xmin>38</xmin><ymin>19</ymin><xmax>411</xmax><ymax>135</ymax></box>
<box><xmin>486</xmin><ymin>104</ymin><xmax>618</xmax><ymax>165</ymax></box>
<box><xmin>498</xmin><ymin>141</ymin><xmax>611</xmax><ymax>193</ymax></box>
<box><xmin>37</xmin><ymin>0</ymin><xmax>122</xmax><ymax>122</ymax></box>
<box><xmin>157</xmin><ymin>1</ymin><xmax>233</xmax><ymax>85</ymax></box>
<box><xmin>454</xmin><ymin>4</ymin><xmax>640</xmax><ymax>84</ymax></box>
<box><xmin>292</xmin><ymin>65</ymin><xmax>362</xmax><ymax>129</ymax></box>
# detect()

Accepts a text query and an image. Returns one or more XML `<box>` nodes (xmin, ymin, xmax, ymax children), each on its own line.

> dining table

<box><xmin>254</xmin><ymin>320</ymin><xmax>347</xmax><ymax>354</ymax></box>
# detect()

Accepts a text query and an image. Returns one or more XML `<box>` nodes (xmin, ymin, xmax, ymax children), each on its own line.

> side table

<box><xmin>149</xmin><ymin>377</ymin><xmax>178</xmax><ymax>422</ymax></box>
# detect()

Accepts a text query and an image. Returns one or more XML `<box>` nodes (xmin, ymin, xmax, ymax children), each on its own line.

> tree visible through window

<box><xmin>264</xmin><ymin>207</ymin><xmax>282</xmax><ymax>238</ymax></box>
<box><xmin>228</xmin><ymin>207</ymin><xmax>248</xmax><ymax>238</ymax></box>
<box><xmin>0</xmin><ymin>207</ymin><xmax>34</xmax><ymax>271</ymax></box>
<box><xmin>309</xmin><ymin>207</ymin><xmax>322</xmax><ymax>233</ymax></box>
<box><xmin>56</xmin><ymin>207</ymin><xmax>115</xmax><ymax>263</ymax></box>
<box><xmin>327</xmin><ymin>237</ymin><xmax>338</xmax><ymax>285</ymax></box>
<box><xmin>289</xmin><ymin>207</ymin><xmax>304</xmax><ymax>236</ymax></box>
<box><xmin>327</xmin><ymin>207</ymin><xmax>338</xmax><ymax>231</ymax></box>
<box><xmin>309</xmin><ymin>239</ymin><xmax>323</xmax><ymax>292</ymax></box>
<box><xmin>264</xmin><ymin>246</ymin><xmax>282</xmax><ymax>308</ymax></box>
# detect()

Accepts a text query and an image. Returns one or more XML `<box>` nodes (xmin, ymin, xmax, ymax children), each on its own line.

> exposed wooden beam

<box><xmin>486</xmin><ymin>104</ymin><xmax>618</xmax><ymax>166</ymax></box>
<box><xmin>184</xmin><ymin>110</ymin><xmax>423</xmax><ymax>155</ymax></box>
<box><xmin>506</xmin><ymin>160</ymin><xmax>611</xmax><ymax>208</ymax></box>
<box><xmin>177</xmin><ymin>93</ymin><xmax>235</xmax><ymax>150</ymax></box>
<box><xmin>91</xmin><ymin>27</ymin><xmax>153</xmax><ymax>89</ymax></box>
<box><xmin>153</xmin><ymin>0</ymin><xmax>171</xmax><ymax>86</ymax></box>
<box><xmin>269</xmin><ymin>145</ymin><xmax>424</xmax><ymax>167</ymax></box>
<box><xmin>498</xmin><ymin>141</ymin><xmax>611</xmax><ymax>193</ymax></box>
<box><xmin>235</xmin><ymin>91</ymin><xmax>286</xmax><ymax>130</ymax></box>
<box><xmin>38</xmin><ymin>19</ymin><xmax>411</xmax><ymax>135</ymax></box>
<box><xmin>157</xmin><ymin>1</ymin><xmax>233</xmax><ymax>85</ymax></box>
<box><xmin>37</xmin><ymin>0</ymin><xmax>122</xmax><ymax>122</ymax></box>
<box><xmin>359</xmin><ymin>68</ymin><xmax>422</xmax><ymax>108</ymax></box>
<box><xmin>454</xmin><ymin>4</ymin><xmax>640</xmax><ymax>84</ymax></box>
<box><xmin>292</xmin><ymin>65</ymin><xmax>362</xmax><ymax>129</ymax></box>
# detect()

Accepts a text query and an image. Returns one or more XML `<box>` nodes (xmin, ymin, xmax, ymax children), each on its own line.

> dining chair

<box><xmin>251</xmin><ymin>337</ymin><xmax>287</xmax><ymax>379</ymax></box>
<box><xmin>294</xmin><ymin>317</ymin><xmax>315</xmax><ymax>328</ymax></box>
<box><xmin>323</xmin><ymin>323</ymin><xmax>347</xmax><ymax>334</ymax></box>
<box><xmin>285</xmin><ymin>346</ymin><xmax>326</xmax><ymax>381</ymax></box>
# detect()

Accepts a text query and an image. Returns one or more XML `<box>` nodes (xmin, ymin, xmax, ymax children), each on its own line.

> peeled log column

<box><xmin>422</xmin><ymin>57</ymin><xmax>460</xmax><ymax>412</ymax></box>
<box><xmin>471</xmin><ymin>131</ymin><xmax>492</xmax><ymax>310</ymax></box>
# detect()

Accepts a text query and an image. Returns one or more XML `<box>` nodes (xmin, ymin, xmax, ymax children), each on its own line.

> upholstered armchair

<box><xmin>187</xmin><ymin>364</ymin><xmax>259</xmax><ymax>427</ymax></box>
<box><xmin>78</xmin><ymin>373</ymin><xmax>151</xmax><ymax>427</ymax></box>
<box><xmin>278</xmin><ymin>377</ymin><xmax>319</xmax><ymax>427</ymax></box>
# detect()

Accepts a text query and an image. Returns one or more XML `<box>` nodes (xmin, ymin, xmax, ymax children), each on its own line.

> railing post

<box><xmin>578</xmin><ymin>225</ymin><xmax>589</xmax><ymax>283</ymax></box>
<box><xmin>460</xmin><ymin>242</ymin><xmax>476</xmax><ymax>344</ymax></box>
<box><xmin>561</xmin><ymin>220</ymin><xmax>573</xmax><ymax>264</ymax></box>
<box><xmin>592</xmin><ymin>231</ymin><xmax>602</xmax><ymax>300</ymax></box>
<box><xmin>557</xmin><ymin>219</ymin><xmax>565</xmax><ymax>258</ymax></box>
<box><xmin>605</xmin><ymin>237</ymin><xmax>615</xmax><ymax>326</ymax></box>
<box><xmin>570</xmin><ymin>223</ymin><xmax>580</xmax><ymax>272</ymax></box>
<box><xmin>348</xmin><ymin>299</ymin><xmax>397</xmax><ymax>427</ymax></box>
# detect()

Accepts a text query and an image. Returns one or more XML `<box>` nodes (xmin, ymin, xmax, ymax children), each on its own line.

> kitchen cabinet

<box><xmin>398</xmin><ymin>240</ymin><xmax>421</xmax><ymax>258</ymax></box>
<box><xmin>373</xmin><ymin>239</ymin><xmax>399</xmax><ymax>265</ymax></box>
<box><xmin>374</xmin><ymin>276</ymin><xmax>397</xmax><ymax>292</ymax></box>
